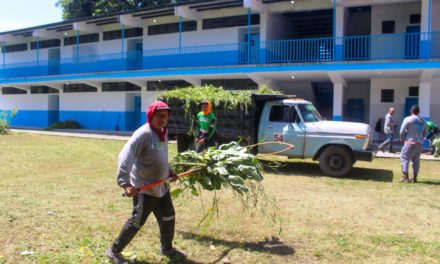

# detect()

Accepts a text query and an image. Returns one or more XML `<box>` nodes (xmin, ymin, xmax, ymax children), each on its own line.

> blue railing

<box><xmin>1</xmin><ymin>32</ymin><xmax>439</xmax><ymax>79</ymax></box>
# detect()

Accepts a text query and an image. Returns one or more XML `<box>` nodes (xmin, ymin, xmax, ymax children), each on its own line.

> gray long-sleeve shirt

<box><xmin>117</xmin><ymin>123</ymin><xmax>170</xmax><ymax>198</ymax></box>
<box><xmin>399</xmin><ymin>115</ymin><xmax>427</xmax><ymax>144</ymax></box>
<box><xmin>384</xmin><ymin>113</ymin><xmax>396</xmax><ymax>134</ymax></box>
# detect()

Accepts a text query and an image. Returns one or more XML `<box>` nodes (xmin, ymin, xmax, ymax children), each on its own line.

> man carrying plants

<box><xmin>106</xmin><ymin>100</ymin><xmax>187</xmax><ymax>264</ymax></box>
<box><xmin>195</xmin><ymin>100</ymin><xmax>217</xmax><ymax>153</ymax></box>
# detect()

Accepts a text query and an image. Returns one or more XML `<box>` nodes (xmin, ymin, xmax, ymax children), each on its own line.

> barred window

<box><xmin>64</xmin><ymin>33</ymin><xmax>99</xmax><ymax>46</ymax></box>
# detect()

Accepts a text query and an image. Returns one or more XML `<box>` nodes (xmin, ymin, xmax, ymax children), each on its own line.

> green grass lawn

<box><xmin>1</xmin><ymin>133</ymin><xmax>440</xmax><ymax>264</ymax></box>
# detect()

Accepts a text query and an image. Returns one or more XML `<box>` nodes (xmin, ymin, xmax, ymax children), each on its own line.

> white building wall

<box><xmin>344</xmin><ymin>81</ymin><xmax>371</xmax><ymax>123</ymax></box>
<box><xmin>371</xmin><ymin>2</ymin><xmax>421</xmax><ymax>35</ymax></box>
<box><xmin>369</xmin><ymin>78</ymin><xmax>419</xmax><ymax>128</ymax></box>
<box><xmin>60</xmin><ymin>92</ymin><xmax>130</xmax><ymax>111</ymax></box>
<box><xmin>431</xmin><ymin>78</ymin><xmax>440</xmax><ymax>122</ymax></box>
<box><xmin>277</xmin><ymin>81</ymin><xmax>315</xmax><ymax>101</ymax></box>
<box><xmin>432</xmin><ymin>0</ymin><xmax>440</xmax><ymax>32</ymax></box>
<box><xmin>371</xmin><ymin>2</ymin><xmax>421</xmax><ymax>58</ymax></box>
<box><xmin>0</xmin><ymin>94</ymin><xmax>50</xmax><ymax>110</ymax></box>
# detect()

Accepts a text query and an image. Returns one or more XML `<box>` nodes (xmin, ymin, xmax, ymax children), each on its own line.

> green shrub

<box><xmin>0</xmin><ymin>110</ymin><xmax>17</xmax><ymax>134</ymax></box>
<box><xmin>48</xmin><ymin>120</ymin><xmax>81</xmax><ymax>130</ymax></box>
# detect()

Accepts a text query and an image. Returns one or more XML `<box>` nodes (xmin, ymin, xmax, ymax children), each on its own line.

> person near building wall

<box><xmin>399</xmin><ymin>105</ymin><xmax>427</xmax><ymax>183</ymax></box>
<box><xmin>378</xmin><ymin>107</ymin><xmax>398</xmax><ymax>153</ymax></box>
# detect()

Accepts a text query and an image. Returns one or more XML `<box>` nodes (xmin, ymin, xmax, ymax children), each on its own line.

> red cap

<box><xmin>146</xmin><ymin>100</ymin><xmax>171</xmax><ymax>123</ymax></box>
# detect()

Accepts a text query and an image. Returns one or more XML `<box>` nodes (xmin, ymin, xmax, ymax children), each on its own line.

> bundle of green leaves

<box><xmin>160</xmin><ymin>85</ymin><xmax>280</xmax><ymax>114</ymax></box>
<box><xmin>171</xmin><ymin>141</ymin><xmax>281</xmax><ymax>232</ymax></box>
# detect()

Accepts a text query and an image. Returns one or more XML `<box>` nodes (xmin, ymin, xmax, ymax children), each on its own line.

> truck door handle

<box><xmin>267</xmin><ymin>126</ymin><xmax>273</xmax><ymax>129</ymax></box>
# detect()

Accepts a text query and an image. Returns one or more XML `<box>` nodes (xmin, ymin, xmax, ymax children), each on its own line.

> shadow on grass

<box><xmin>262</xmin><ymin>160</ymin><xmax>394</xmax><ymax>182</ymax></box>
<box><xmin>134</xmin><ymin>255</ymin><xmax>204</xmax><ymax>264</ymax></box>
<box><xmin>416</xmin><ymin>180</ymin><xmax>440</xmax><ymax>186</ymax></box>
<box><xmin>179</xmin><ymin>231</ymin><xmax>294</xmax><ymax>264</ymax></box>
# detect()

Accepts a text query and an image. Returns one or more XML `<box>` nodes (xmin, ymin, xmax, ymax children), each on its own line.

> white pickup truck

<box><xmin>254</xmin><ymin>94</ymin><xmax>374</xmax><ymax>176</ymax></box>
<box><xmin>170</xmin><ymin>94</ymin><xmax>374</xmax><ymax>177</ymax></box>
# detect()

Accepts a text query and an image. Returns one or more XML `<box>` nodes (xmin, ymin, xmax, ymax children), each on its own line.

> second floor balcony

<box><xmin>1</xmin><ymin>31</ymin><xmax>439</xmax><ymax>80</ymax></box>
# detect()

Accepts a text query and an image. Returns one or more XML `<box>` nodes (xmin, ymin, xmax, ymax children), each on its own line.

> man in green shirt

<box><xmin>195</xmin><ymin>100</ymin><xmax>217</xmax><ymax>152</ymax></box>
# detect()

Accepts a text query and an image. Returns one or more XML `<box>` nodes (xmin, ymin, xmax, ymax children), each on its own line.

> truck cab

<box><xmin>256</xmin><ymin>97</ymin><xmax>374</xmax><ymax>177</ymax></box>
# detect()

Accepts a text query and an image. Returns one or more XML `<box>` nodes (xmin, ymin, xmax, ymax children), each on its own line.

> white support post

<box><xmin>174</xmin><ymin>6</ymin><xmax>201</xmax><ymax>20</ymax></box>
<box><xmin>247</xmin><ymin>73</ymin><xmax>278</xmax><ymax>90</ymax></box>
<box><xmin>32</xmin><ymin>29</ymin><xmax>61</xmax><ymax>39</ymax></box>
<box><xmin>243</xmin><ymin>0</ymin><xmax>267</xmax><ymax>14</ymax></box>
<box><xmin>334</xmin><ymin>1</ymin><xmax>346</xmax><ymax>61</ymax></box>
<box><xmin>83</xmin><ymin>81</ymin><xmax>102</xmax><ymax>92</ymax></box>
<box><xmin>328</xmin><ymin>72</ymin><xmax>346</xmax><ymax>121</ymax></box>
<box><xmin>73</xmin><ymin>22</ymin><xmax>101</xmax><ymax>33</ymax></box>
<box><xmin>332</xmin><ymin>83</ymin><xmax>344</xmax><ymax>121</ymax></box>
<box><xmin>119</xmin><ymin>14</ymin><xmax>143</xmax><ymax>27</ymax></box>
<box><xmin>420</xmin><ymin>0</ymin><xmax>432</xmax><ymax>58</ymax></box>
<box><xmin>419</xmin><ymin>69</ymin><xmax>434</xmax><ymax>119</ymax></box>
<box><xmin>179</xmin><ymin>76</ymin><xmax>201</xmax><ymax>86</ymax></box>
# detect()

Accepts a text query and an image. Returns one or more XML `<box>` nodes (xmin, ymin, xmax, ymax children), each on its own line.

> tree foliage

<box><xmin>56</xmin><ymin>0</ymin><xmax>175</xmax><ymax>20</ymax></box>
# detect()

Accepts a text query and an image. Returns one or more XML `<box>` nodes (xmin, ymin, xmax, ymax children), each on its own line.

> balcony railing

<box><xmin>1</xmin><ymin>32</ymin><xmax>439</xmax><ymax>80</ymax></box>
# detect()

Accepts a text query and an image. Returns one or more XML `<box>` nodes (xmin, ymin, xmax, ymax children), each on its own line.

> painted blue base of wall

<box><xmin>60</xmin><ymin>111</ymin><xmax>138</xmax><ymax>131</ymax></box>
<box><xmin>332</xmin><ymin>115</ymin><xmax>342</xmax><ymax>121</ymax></box>
<box><xmin>2</xmin><ymin>109</ymin><xmax>144</xmax><ymax>131</ymax></box>
<box><xmin>1</xmin><ymin>110</ymin><xmax>59</xmax><ymax>128</ymax></box>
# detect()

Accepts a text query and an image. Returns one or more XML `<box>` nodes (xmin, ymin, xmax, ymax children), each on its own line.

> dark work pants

<box><xmin>111</xmin><ymin>191</ymin><xmax>175</xmax><ymax>253</ymax></box>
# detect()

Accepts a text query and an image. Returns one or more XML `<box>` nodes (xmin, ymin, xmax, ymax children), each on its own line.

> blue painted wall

<box><xmin>2</xmin><ymin>109</ymin><xmax>142</xmax><ymax>131</ymax></box>
<box><xmin>59</xmin><ymin>110</ymin><xmax>136</xmax><ymax>131</ymax></box>
<box><xmin>2</xmin><ymin>110</ymin><xmax>58</xmax><ymax>128</ymax></box>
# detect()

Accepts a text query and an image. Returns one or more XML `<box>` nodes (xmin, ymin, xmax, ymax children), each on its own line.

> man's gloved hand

<box><xmin>123</xmin><ymin>185</ymin><xmax>138</xmax><ymax>197</ymax></box>
<box><xmin>169</xmin><ymin>170</ymin><xmax>178</xmax><ymax>182</ymax></box>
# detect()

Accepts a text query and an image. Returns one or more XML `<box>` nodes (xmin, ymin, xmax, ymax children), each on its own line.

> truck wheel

<box><xmin>177</xmin><ymin>133</ymin><xmax>191</xmax><ymax>153</ymax></box>
<box><xmin>319</xmin><ymin>146</ymin><xmax>353</xmax><ymax>177</ymax></box>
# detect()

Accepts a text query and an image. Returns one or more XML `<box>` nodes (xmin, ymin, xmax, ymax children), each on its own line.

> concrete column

<box><xmin>419</xmin><ymin>82</ymin><xmax>431</xmax><ymax>119</ymax></box>
<box><xmin>333</xmin><ymin>83</ymin><xmax>344</xmax><ymax>121</ymax></box>
<box><xmin>421</xmin><ymin>0</ymin><xmax>432</xmax><ymax>58</ymax></box>
<box><xmin>334</xmin><ymin>2</ymin><xmax>347</xmax><ymax>61</ymax></box>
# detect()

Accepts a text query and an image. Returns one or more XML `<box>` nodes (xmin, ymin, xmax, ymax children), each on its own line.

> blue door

<box><xmin>405</xmin><ymin>26</ymin><xmax>420</xmax><ymax>59</ymax></box>
<box><xmin>241</xmin><ymin>33</ymin><xmax>260</xmax><ymax>64</ymax></box>
<box><xmin>346</xmin><ymin>99</ymin><xmax>364</xmax><ymax>122</ymax></box>
<box><xmin>134</xmin><ymin>96</ymin><xmax>142</xmax><ymax>129</ymax></box>
<box><xmin>404</xmin><ymin>97</ymin><xmax>418</xmax><ymax>118</ymax></box>
<box><xmin>48</xmin><ymin>48</ymin><xmax>60</xmax><ymax>75</ymax></box>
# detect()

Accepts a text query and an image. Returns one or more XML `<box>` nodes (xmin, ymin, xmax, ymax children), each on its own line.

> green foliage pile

<box><xmin>160</xmin><ymin>85</ymin><xmax>281</xmax><ymax>114</ymax></box>
<box><xmin>0</xmin><ymin>110</ymin><xmax>17</xmax><ymax>134</ymax></box>
<box><xmin>48</xmin><ymin>120</ymin><xmax>81</xmax><ymax>130</ymax></box>
<box><xmin>171</xmin><ymin>141</ymin><xmax>281</xmax><ymax>232</ymax></box>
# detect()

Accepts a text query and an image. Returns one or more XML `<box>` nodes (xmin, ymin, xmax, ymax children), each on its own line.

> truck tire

<box><xmin>177</xmin><ymin>133</ymin><xmax>191</xmax><ymax>153</ymax></box>
<box><xmin>319</xmin><ymin>146</ymin><xmax>353</xmax><ymax>177</ymax></box>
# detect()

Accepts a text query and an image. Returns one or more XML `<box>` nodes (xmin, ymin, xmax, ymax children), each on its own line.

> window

<box><xmin>102</xmin><ymin>82</ymin><xmax>140</xmax><ymax>92</ymax></box>
<box><xmin>147</xmin><ymin>80</ymin><xmax>191</xmax><ymax>91</ymax></box>
<box><xmin>410</xmin><ymin>14</ymin><xmax>421</xmax><ymax>24</ymax></box>
<box><xmin>63</xmin><ymin>84</ymin><xmax>97</xmax><ymax>93</ymax></box>
<box><xmin>203</xmin><ymin>14</ymin><xmax>260</xmax><ymax>30</ymax></box>
<box><xmin>31</xmin><ymin>86</ymin><xmax>59</xmax><ymax>94</ymax></box>
<box><xmin>381</xmin><ymin>89</ymin><xmax>394</xmax><ymax>103</ymax></box>
<box><xmin>64</xmin><ymin>33</ymin><xmax>99</xmax><ymax>46</ymax></box>
<box><xmin>382</xmin><ymin>21</ymin><xmax>395</xmax><ymax>34</ymax></box>
<box><xmin>297</xmin><ymin>104</ymin><xmax>323</xmax><ymax>122</ymax></box>
<box><xmin>2</xmin><ymin>43</ymin><xmax>27</xmax><ymax>53</ymax></box>
<box><xmin>409</xmin><ymin>86</ymin><xmax>419</xmax><ymax>96</ymax></box>
<box><xmin>148</xmin><ymin>21</ymin><xmax>197</xmax><ymax>36</ymax></box>
<box><xmin>269</xmin><ymin>105</ymin><xmax>296</xmax><ymax>123</ymax></box>
<box><xmin>1</xmin><ymin>87</ymin><xmax>27</xmax><ymax>94</ymax></box>
<box><xmin>103</xmin><ymin>28</ymin><xmax>143</xmax><ymax>41</ymax></box>
<box><xmin>30</xmin><ymin>39</ymin><xmax>61</xmax><ymax>50</ymax></box>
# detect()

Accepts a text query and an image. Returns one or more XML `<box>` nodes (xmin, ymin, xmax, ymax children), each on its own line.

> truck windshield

<box><xmin>298</xmin><ymin>104</ymin><xmax>323</xmax><ymax>122</ymax></box>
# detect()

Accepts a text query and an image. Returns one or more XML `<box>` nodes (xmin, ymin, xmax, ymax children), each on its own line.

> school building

<box><xmin>0</xmin><ymin>0</ymin><xmax>439</xmax><ymax>134</ymax></box>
